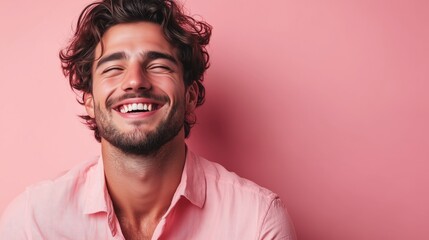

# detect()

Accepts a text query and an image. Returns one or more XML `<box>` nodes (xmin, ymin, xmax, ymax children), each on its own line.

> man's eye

<box><xmin>102</xmin><ymin>67</ymin><xmax>123</xmax><ymax>74</ymax></box>
<box><xmin>148</xmin><ymin>65</ymin><xmax>172</xmax><ymax>73</ymax></box>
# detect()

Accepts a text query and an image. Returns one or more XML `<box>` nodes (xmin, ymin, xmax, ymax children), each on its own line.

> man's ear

<box><xmin>185</xmin><ymin>81</ymin><xmax>199</xmax><ymax>113</ymax></box>
<box><xmin>83</xmin><ymin>93</ymin><xmax>95</xmax><ymax>118</ymax></box>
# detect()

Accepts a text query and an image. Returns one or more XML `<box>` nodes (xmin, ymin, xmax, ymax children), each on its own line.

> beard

<box><xmin>94</xmin><ymin>94</ymin><xmax>184</xmax><ymax>156</ymax></box>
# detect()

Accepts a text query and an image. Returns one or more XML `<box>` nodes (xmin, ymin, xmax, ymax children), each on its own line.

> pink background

<box><xmin>1</xmin><ymin>0</ymin><xmax>428</xmax><ymax>239</ymax></box>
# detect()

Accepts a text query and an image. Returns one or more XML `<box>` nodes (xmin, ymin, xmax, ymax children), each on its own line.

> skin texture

<box><xmin>84</xmin><ymin>22</ymin><xmax>198</xmax><ymax>239</ymax></box>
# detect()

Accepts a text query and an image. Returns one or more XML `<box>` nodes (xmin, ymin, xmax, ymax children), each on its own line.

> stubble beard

<box><xmin>94</xmin><ymin>102</ymin><xmax>184</xmax><ymax>156</ymax></box>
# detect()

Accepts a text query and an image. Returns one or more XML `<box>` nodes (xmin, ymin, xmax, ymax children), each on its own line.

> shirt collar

<box><xmin>82</xmin><ymin>156</ymin><xmax>111</xmax><ymax>215</ymax></box>
<box><xmin>174</xmin><ymin>149</ymin><xmax>207</xmax><ymax>208</ymax></box>
<box><xmin>83</xmin><ymin>156</ymin><xmax>120</xmax><ymax>236</ymax></box>
<box><xmin>82</xmin><ymin>148</ymin><xmax>207</xmax><ymax>214</ymax></box>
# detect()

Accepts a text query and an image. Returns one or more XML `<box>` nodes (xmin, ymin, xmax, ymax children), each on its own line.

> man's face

<box><xmin>85</xmin><ymin>22</ymin><xmax>197</xmax><ymax>155</ymax></box>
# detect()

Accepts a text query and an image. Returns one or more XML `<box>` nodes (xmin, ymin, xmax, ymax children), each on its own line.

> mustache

<box><xmin>106</xmin><ymin>92</ymin><xmax>169</xmax><ymax>109</ymax></box>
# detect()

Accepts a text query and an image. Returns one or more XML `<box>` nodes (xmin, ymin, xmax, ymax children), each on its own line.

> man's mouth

<box><xmin>117</xmin><ymin>103</ymin><xmax>160</xmax><ymax>113</ymax></box>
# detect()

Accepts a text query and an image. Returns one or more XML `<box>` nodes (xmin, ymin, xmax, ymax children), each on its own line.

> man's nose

<box><xmin>121</xmin><ymin>63</ymin><xmax>151</xmax><ymax>91</ymax></box>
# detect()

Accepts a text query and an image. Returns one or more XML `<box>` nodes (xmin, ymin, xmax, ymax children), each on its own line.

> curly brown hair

<box><xmin>60</xmin><ymin>0</ymin><xmax>212</xmax><ymax>141</ymax></box>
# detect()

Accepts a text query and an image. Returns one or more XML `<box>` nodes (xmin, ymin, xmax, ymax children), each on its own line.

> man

<box><xmin>0</xmin><ymin>0</ymin><xmax>296</xmax><ymax>239</ymax></box>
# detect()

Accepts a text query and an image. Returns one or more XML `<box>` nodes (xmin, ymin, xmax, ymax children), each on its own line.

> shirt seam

<box><xmin>257</xmin><ymin>196</ymin><xmax>277</xmax><ymax>240</ymax></box>
<box><xmin>204</xmin><ymin>173</ymin><xmax>274</xmax><ymax>200</ymax></box>
<box><xmin>24</xmin><ymin>188</ymin><xmax>32</xmax><ymax>240</ymax></box>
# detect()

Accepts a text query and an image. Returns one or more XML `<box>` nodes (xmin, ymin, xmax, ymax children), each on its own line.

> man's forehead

<box><xmin>93</xmin><ymin>22</ymin><xmax>177</xmax><ymax>62</ymax></box>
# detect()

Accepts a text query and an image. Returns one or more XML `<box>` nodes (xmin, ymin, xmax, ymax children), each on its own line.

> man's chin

<box><xmin>115</xmin><ymin>142</ymin><xmax>162</xmax><ymax>156</ymax></box>
<box><xmin>106</xmin><ymin>133</ymin><xmax>157</xmax><ymax>155</ymax></box>
<box><xmin>103</xmin><ymin>125</ymin><xmax>182</xmax><ymax>156</ymax></box>
<box><xmin>97</xmin><ymin>107</ymin><xmax>184</xmax><ymax>156</ymax></box>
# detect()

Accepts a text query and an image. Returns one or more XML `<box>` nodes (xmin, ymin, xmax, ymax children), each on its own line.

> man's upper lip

<box><xmin>112</xmin><ymin>98</ymin><xmax>164</xmax><ymax>109</ymax></box>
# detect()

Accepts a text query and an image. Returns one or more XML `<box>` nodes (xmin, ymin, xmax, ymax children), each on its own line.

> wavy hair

<box><xmin>60</xmin><ymin>0</ymin><xmax>212</xmax><ymax>141</ymax></box>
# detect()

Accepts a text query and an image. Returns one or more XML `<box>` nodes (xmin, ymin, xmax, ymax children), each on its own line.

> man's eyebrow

<box><xmin>95</xmin><ymin>52</ymin><xmax>127</xmax><ymax>69</ymax></box>
<box><xmin>145</xmin><ymin>51</ymin><xmax>178</xmax><ymax>64</ymax></box>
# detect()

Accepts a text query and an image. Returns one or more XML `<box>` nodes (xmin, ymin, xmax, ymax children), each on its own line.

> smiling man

<box><xmin>0</xmin><ymin>0</ymin><xmax>296</xmax><ymax>239</ymax></box>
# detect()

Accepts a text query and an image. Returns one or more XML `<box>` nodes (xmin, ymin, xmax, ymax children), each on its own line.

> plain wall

<box><xmin>1</xmin><ymin>0</ymin><xmax>428</xmax><ymax>239</ymax></box>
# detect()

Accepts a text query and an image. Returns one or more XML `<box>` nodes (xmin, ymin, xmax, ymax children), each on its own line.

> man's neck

<box><xmin>101</xmin><ymin>134</ymin><xmax>187</xmax><ymax>236</ymax></box>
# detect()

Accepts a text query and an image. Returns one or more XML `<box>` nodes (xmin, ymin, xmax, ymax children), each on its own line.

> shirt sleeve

<box><xmin>0</xmin><ymin>190</ymin><xmax>29</xmax><ymax>239</ymax></box>
<box><xmin>258</xmin><ymin>197</ymin><xmax>297</xmax><ymax>240</ymax></box>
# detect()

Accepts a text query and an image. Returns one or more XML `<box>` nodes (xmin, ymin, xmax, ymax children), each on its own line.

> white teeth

<box><xmin>119</xmin><ymin>103</ymin><xmax>156</xmax><ymax>113</ymax></box>
<box><xmin>137</xmin><ymin>103</ymin><xmax>144</xmax><ymax>110</ymax></box>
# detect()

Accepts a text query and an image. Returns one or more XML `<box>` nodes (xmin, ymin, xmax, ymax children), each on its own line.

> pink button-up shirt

<box><xmin>0</xmin><ymin>150</ymin><xmax>296</xmax><ymax>239</ymax></box>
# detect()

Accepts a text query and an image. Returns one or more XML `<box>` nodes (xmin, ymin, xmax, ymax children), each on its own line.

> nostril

<box><xmin>138</xmin><ymin>85</ymin><xmax>151</xmax><ymax>90</ymax></box>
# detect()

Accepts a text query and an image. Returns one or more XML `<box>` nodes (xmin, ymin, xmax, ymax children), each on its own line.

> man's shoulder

<box><xmin>195</xmin><ymin>154</ymin><xmax>279</xmax><ymax>204</ymax></box>
<box><xmin>9</xmin><ymin>157</ymin><xmax>100</xmax><ymax>217</ymax></box>
<box><xmin>188</xmin><ymin>153</ymin><xmax>296</xmax><ymax>239</ymax></box>
<box><xmin>27</xmin><ymin>157</ymin><xmax>99</xmax><ymax>198</ymax></box>
<box><xmin>0</xmin><ymin>157</ymin><xmax>101</xmax><ymax>238</ymax></box>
